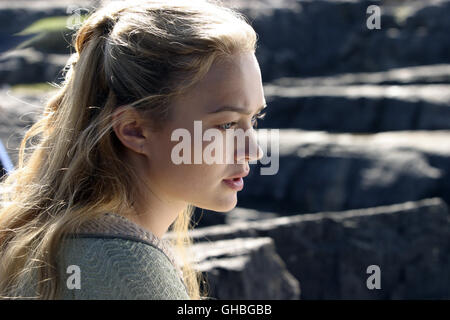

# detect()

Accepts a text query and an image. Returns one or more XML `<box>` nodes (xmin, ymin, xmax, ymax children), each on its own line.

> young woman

<box><xmin>0</xmin><ymin>0</ymin><xmax>266</xmax><ymax>299</ymax></box>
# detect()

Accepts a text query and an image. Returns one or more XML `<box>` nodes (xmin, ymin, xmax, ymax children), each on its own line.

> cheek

<box><xmin>145</xmin><ymin>136</ymin><xmax>237</xmax><ymax>210</ymax></box>
<box><xmin>169</xmin><ymin>162</ymin><xmax>226</xmax><ymax>189</ymax></box>
<box><xmin>147</xmin><ymin>137</ymin><xmax>224</xmax><ymax>188</ymax></box>
<box><xmin>146</xmin><ymin>125</ymin><xmax>234</xmax><ymax>192</ymax></box>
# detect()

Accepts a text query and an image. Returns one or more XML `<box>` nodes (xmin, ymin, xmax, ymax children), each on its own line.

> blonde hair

<box><xmin>0</xmin><ymin>0</ymin><xmax>257</xmax><ymax>299</ymax></box>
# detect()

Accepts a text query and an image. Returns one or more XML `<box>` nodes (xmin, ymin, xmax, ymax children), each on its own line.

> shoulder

<box><xmin>58</xmin><ymin>236</ymin><xmax>190</xmax><ymax>300</ymax></box>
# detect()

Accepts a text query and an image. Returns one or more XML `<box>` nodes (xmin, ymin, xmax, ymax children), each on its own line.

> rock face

<box><xmin>261</xmin><ymin>83</ymin><xmax>450</xmax><ymax>132</ymax></box>
<box><xmin>237</xmin><ymin>129</ymin><xmax>450</xmax><ymax>216</ymax></box>
<box><xmin>192</xmin><ymin>207</ymin><xmax>280</xmax><ymax>228</ymax></box>
<box><xmin>0</xmin><ymin>48</ymin><xmax>69</xmax><ymax>85</ymax></box>
<box><xmin>189</xmin><ymin>237</ymin><xmax>301</xmax><ymax>300</ymax></box>
<box><xmin>242</xmin><ymin>0</ymin><xmax>450</xmax><ymax>81</ymax></box>
<box><xmin>178</xmin><ymin>198</ymin><xmax>450</xmax><ymax>299</ymax></box>
<box><xmin>0</xmin><ymin>2</ymin><xmax>69</xmax><ymax>53</ymax></box>
<box><xmin>2</xmin><ymin>0</ymin><xmax>450</xmax><ymax>83</ymax></box>
<box><xmin>272</xmin><ymin>64</ymin><xmax>450</xmax><ymax>86</ymax></box>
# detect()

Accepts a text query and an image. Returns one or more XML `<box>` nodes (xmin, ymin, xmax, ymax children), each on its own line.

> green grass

<box><xmin>15</xmin><ymin>15</ymin><xmax>89</xmax><ymax>35</ymax></box>
<box><xmin>10</xmin><ymin>82</ymin><xmax>59</xmax><ymax>94</ymax></box>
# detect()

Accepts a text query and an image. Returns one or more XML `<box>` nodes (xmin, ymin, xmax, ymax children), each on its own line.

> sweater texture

<box><xmin>18</xmin><ymin>212</ymin><xmax>190</xmax><ymax>300</ymax></box>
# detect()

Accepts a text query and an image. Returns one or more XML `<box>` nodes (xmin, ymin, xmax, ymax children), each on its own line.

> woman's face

<box><xmin>143</xmin><ymin>51</ymin><xmax>266</xmax><ymax>212</ymax></box>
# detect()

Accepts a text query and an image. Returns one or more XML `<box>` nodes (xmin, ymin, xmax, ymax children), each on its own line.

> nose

<box><xmin>235</xmin><ymin>128</ymin><xmax>264</xmax><ymax>163</ymax></box>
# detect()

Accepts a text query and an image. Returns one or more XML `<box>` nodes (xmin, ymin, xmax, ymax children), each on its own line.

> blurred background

<box><xmin>0</xmin><ymin>0</ymin><xmax>449</xmax><ymax>299</ymax></box>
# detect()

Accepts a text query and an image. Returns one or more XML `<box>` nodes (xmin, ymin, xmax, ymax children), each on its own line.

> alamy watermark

<box><xmin>366</xmin><ymin>264</ymin><xmax>381</xmax><ymax>290</ymax></box>
<box><xmin>170</xmin><ymin>121</ymin><xmax>279</xmax><ymax>176</ymax></box>
<box><xmin>366</xmin><ymin>5</ymin><xmax>381</xmax><ymax>30</ymax></box>
<box><xmin>66</xmin><ymin>5</ymin><xmax>90</xmax><ymax>30</ymax></box>
<box><xmin>66</xmin><ymin>265</ymin><xmax>81</xmax><ymax>290</ymax></box>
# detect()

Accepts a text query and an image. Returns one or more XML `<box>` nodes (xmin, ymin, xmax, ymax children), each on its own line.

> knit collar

<box><xmin>70</xmin><ymin>212</ymin><xmax>185</xmax><ymax>285</ymax></box>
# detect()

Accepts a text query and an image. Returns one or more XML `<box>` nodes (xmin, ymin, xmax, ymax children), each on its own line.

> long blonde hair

<box><xmin>0</xmin><ymin>0</ymin><xmax>257</xmax><ymax>299</ymax></box>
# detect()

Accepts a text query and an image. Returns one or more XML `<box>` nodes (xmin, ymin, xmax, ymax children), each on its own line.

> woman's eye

<box><xmin>217</xmin><ymin>122</ymin><xmax>237</xmax><ymax>130</ymax></box>
<box><xmin>217</xmin><ymin>112</ymin><xmax>266</xmax><ymax>130</ymax></box>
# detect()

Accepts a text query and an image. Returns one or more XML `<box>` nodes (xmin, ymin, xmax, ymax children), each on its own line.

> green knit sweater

<box><xmin>19</xmin><ymin>213</ymin><xmax>190</xmax><ymax>300</ymax></box>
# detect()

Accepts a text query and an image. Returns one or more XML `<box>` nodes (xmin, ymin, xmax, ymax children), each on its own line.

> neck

<box><xmin>125</xmin><ymin>197</ymin><xmax>188</xmax><ymax>239</ymax></box>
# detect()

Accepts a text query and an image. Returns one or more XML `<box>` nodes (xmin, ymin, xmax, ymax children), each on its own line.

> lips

<box><xmin>222</xmin><ymin>170</ymin><xmax>249</xmax><ymax>191</ymax></box>
<box><xmin>224</xmin><ymin>171</ymin><xmax>249</xmax><ymax>180</ymax></box>
<box><xmin>222</xmin><ymin>177</ymin><xmax>244</xmax><ymax>191</ymax></box>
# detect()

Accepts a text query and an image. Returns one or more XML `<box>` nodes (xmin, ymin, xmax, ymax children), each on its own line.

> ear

<box><xmin>112</xmin><ymin>106</ymin><xmax>149</xmax><ymax>155</ymax></box>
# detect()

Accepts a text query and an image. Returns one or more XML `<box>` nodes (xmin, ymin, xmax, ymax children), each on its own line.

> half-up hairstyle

<box><xmin>0</xmin><ymin>0</ymin><xmax>257</xmax><ymax>299</ymax></box>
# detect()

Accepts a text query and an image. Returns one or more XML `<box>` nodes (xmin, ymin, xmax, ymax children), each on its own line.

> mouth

<box><xmin>222</xmin><ymin>171</ymin><xmax>249</xmax><ymax>191</ymax></box>
<box><xmin>222</xmin><ymin>177</ymin><xmax>244</xmax><ymax>191</ymax></box>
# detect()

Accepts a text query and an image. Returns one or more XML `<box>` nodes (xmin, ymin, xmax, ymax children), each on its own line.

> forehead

<box><xmin>174</xmin><ymin>52</ymin><xmax>265</xmax><ymax>115</ymax></box>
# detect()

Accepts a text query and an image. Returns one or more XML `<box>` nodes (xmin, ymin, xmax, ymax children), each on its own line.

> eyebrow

<box><xmin>208</xmin><ymin>103</ymin><xmax>267</xmax><ymax>115</ymax></box>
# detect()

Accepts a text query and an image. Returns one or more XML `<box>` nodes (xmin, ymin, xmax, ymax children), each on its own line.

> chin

<box><xmin>199</xmin><ymin>194</ymin><xmax>238</xmax><ymax>212</ymax></box>
<box><xmin>214</xmin><ymin>195</ymin><xmax>238</xmax><ymax>212</ymax></box>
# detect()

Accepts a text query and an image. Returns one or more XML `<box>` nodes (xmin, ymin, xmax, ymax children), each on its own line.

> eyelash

<box><xmin>217</xmin><ymin>112</ymin><xmax>266</xmax><ymax>130</ymax></box>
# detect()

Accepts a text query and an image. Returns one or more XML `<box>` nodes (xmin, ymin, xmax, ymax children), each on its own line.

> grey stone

<box><xmin>192</xmin><ymin>207</ymin><xmax>280</xmax><ymax>228</ymax></box>
<box><xmin>3</xmin><ymin>0</ymin><xmax>450</xmax><ymax>82</ymax></box>
<box><xmin>0</xmin><ymin>48</ymin><xmax>69</xmax><ymax>85</ymax></box>
<box><xmin>272</xmin><ymin>64</ymin><xmax>450</xmax><ymax>86</ymax></box>
<box><xmin>174</xmin><ymin>198</ymin><xmax>450</xmax><ymax>299</ymax></box>
<box><xmin>239</xmin><ymin>129</ymin><xmax>450</xmax><ymax>215</ymax></box>
<box><xmin>245</xmin><ymin>0</ymin><xmax>450</xmax><ymax>81</ymax></box>
<box><xmin>261</xmin><ymin>83</ymin><xmax>450</xmax><ymax>132</ymax></box>
<box><xmin>189</xmin><ymin>237</ymin><xmax>301</xmax><ymax>300</ymax></box>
